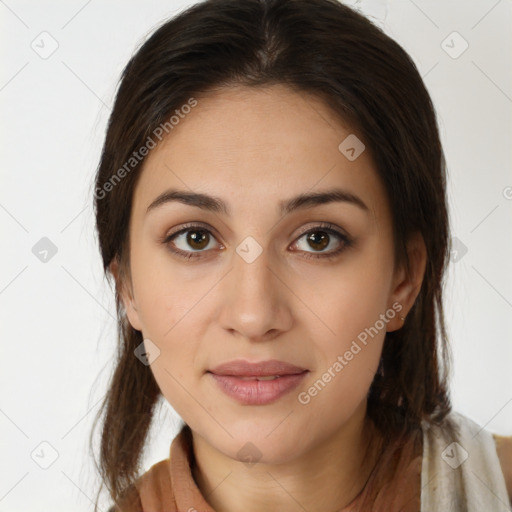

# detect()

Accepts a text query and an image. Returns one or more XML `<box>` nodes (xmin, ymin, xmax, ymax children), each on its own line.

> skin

<box><xmin>110</xmin><ymin>84</ymin><xmax>431</xmax><ymax>511</ymax></box>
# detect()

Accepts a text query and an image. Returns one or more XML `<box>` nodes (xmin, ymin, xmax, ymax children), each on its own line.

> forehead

<box><xmin>132</xmin><ymin>84</ymin><xmax>388</xmax><ymax>226</ymax></box>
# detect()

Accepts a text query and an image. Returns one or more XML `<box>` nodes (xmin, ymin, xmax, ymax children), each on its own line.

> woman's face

<box><xmin>115</xmin><ymin>84</ymin><xmax>420</xmax><ymax>464</ymax></box>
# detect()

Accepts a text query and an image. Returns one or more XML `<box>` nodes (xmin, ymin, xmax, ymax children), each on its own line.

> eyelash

<box><xmin>161</xmin><ymin>222</ymin><xmax>353</xmax><ymax>261</ymax></box>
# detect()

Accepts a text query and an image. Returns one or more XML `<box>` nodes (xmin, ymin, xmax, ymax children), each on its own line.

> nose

<box><xmin>217</xmin><ymin>242</ymin><xmax>293</xmax><ymax>342</ymax></box>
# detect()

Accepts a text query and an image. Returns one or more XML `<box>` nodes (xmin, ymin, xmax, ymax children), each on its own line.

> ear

<box><xmin>109</xmin><ymin>257</ymin><xmax>143</xmax><ymax>332</ymax></box>
<box><xmin>386</xmin><ymin>231</ymin><xmax>427</xmax><ymax>332</ymax></box>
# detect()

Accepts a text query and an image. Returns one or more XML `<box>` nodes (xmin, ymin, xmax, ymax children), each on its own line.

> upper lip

<box><xmin>208</xmin><ymin>359</ymin><xmax>308</xmax><ymax>377</ymax></box>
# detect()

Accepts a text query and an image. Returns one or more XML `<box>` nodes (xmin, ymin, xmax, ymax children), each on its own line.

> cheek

<box><xmin>129</xmin><ymin>245</ymin><xmax>214</xmax><ymax>420</ymax></box>
<box><xmin>149</xmin><ymin>348</ymin><xmax>201</xmax><ymax>424</ymax></box>
<box><xmin>293</xmin><ymin>245</ymin><xmax>392</xmax><ymax>408</ymax></box>
<box><xmin>295</xmin><ymin>247</ymin><xmax>393</xmax><ymax>354</ymax></box>
<box><xmin>297</xmin><ymin>290</ymin><xmax>387</xmax><ymax>429</ymax></box>
<box><xmin>130</xmin><ymin>241</ymin><xmax>210</xmax><ymax>337</ymax></box>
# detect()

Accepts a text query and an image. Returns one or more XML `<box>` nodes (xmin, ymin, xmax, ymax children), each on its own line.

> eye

<box><xmin>292</xmin><ymin>223</ymin><xmax>353</xmax><ymax>260</ymax></box>
<box><xmin>163</xmin><ymin>223</ymin><xmax>221</xmax><ymax>260</ymax></box>
<box><xmin>162</xmin><ymin>222</ymin><xmax>353</xmax><ymax>261</ymax></box>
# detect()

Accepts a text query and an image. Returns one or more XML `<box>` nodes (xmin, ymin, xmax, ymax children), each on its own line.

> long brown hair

<box><xmin>90</xmin><ymin>0</ymin><xmax>452</xmax><ymax>508</ymax></box>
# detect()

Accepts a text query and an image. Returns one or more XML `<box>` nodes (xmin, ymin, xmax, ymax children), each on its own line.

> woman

<box><xmin>90</xmin><ymin>0</ymin><xmax>512</xmax><ymax>510</ymax></box>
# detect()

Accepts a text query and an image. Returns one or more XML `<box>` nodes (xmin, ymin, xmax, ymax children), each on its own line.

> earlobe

<box><xmin>108</xmin><ymin>257</ymin><xmax>143</xmax><ymax>332</ymax></box>
<box><xmin>386</xmin><ymin>232</ymin><xmax>427</xmax><ymax>332</ymax></box>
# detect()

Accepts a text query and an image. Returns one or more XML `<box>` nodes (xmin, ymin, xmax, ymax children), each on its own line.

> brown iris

<box><xmin>307</xmin><ymin>231</ymin><xmax>329</xmax><ymax>251</ymax></box>
<box><xmin>187</xmin><ymin>230</ymin><xmax>209</xmax><ymax>250</ymax></box>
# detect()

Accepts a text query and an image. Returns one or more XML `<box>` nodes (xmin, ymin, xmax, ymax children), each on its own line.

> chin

<box><xmin>219</xmin><ymin>422</ymin><xmax>309</xmax><ymax>466</ymax></box>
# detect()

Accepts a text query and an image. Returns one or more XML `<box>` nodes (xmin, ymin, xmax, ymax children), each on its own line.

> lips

<box><xmin>208</xmin><ymin>359</ymin><xmax>307</xmax><ymax>377</ymax></box>
<box><xmin>207</xmin><ymin>359</ymin><xmax>308</xmax><ymax>405</ymax></box>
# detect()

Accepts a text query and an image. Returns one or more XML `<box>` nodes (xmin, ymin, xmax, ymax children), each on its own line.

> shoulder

<box><xmin>107</xmin><ymin>458</ymin><xmax>172</xmax><ymax>512</ymax></box>
<box><xmin>493</xmin><ymin>433</ymin><xmax>512</xmax><ymax>503</ymax></box>
<box><xmin>421</xmin><ymin>411</ymin><xmax>511</xmax><ymax>506</ymax></box>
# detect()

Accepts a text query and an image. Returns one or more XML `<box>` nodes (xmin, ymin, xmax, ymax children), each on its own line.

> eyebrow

<box><xmin>146</xmin><ymin>187</ymin><xmax>369</xmax><ymax>217</ymax></box>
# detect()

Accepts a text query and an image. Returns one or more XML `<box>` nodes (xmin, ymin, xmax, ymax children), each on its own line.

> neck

<box><xmin>190</xmin><ymin>404</ymin><xmax>383</xmax><ymax>512</ymax></box>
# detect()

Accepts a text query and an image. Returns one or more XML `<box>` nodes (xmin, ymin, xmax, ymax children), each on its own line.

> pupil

<box><xmin>308</xmin><ymin>231</ymin><xmax>329</xmax><ymax>251</ymax></box>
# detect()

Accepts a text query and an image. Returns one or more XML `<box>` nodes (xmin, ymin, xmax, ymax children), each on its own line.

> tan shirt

<box><xmin>110</xmin><ymin>423</ymin><xmax>423</xmax><ymax>512</ymax></box>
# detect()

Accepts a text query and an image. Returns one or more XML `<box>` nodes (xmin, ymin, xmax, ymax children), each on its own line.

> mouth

<box><xmin>207</xmin><ymin>359</ymin><xmax>309</xmax><ymax>405</ymax></box>
<box><xmin>234</xmin><ymin>375</ymin><xmax>283</xmax><ymax>381</ymax></box>
<box><xmin>208</xmin><ymin>358</ymin><xmax>308</xmax><ymax>377</ymax></box>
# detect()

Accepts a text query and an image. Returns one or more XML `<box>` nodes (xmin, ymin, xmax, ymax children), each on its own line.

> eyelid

<box><xmin>163</xmin><ymin>221</ymin><xmax>223</xmax><ymax>244</ymax></box>
<box><xmin>294</xmin><ymin>221</ymin><xmax>348</xmax><ymax>238</ymax></box>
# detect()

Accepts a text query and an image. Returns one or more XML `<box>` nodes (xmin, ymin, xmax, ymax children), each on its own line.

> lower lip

<box><xmin>208</xmin><ymin>371</ymin><xmax>308</xmax><ymax>405</ymax></box>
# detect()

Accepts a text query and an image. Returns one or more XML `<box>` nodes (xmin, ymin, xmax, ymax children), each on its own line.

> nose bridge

<box><xmin>234</xmin><ymin>238</ymin><xmax>273</xmax><ymax>297</ymax></box>
<box><xmin>218</xmin><ymin>237</ymin><xmax>290</xmax><ymax>340</ymax></box>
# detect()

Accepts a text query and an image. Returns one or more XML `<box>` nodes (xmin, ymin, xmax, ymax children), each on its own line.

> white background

<box><xmin>1</xmin><ymin>0</ymin><xmax>511</xmax><ymax>510</ymax></box>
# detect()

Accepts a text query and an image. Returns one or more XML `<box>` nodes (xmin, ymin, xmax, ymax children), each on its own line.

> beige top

<box><xmin>421</xmin><ymin>410</ymin><xmax>510</xmax><ymax>511</ymax></box>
